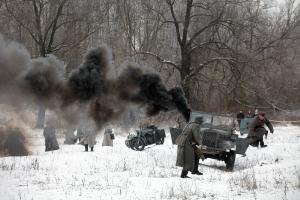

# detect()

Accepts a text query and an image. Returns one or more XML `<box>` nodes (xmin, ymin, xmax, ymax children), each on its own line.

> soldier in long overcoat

<box><xmin>43</xmin><ymin>126</ymin><xmax>59</xmax><ymax>152</ymax></box>
<box><xmin>176</xmin><ymin>116</ymin><xmax>203</xmax><ymax>178</ymax></box>
<box><xmin>247</xmin><ymin>112</ymin><xmax>274</xmax><ymax>147</ymax></box>
<box><xmin>79</xmin><ymin>126</ymin><xmax>96</xmax><ymax>152</ymax></box>
<box><xmin>102</xmin><ymin>128</ymin><xmax>114</xmax><ymax>146</ymax></box>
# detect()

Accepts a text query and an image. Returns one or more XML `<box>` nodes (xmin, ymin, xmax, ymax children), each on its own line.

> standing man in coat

<box><xmin>236</xmin><ymin>111</ymin><xmax>245</xmax><ymax>127</ymax></box>
<box><xmin>79</xmin><ymin>124</ymin><xmax>96</xmax><ymax>152</ymax></box>
<box><xmin>102</xmin><ymin>128</ymin><xmax>114</xmax><ymax>146</ymax></box>
<box><xmin>43</xmin><ymin>126</ymin><xmax>59</xmax><ymax>152</ymax></box>
<box><xmin>175</xmin><ymin>116</ymin><xmax>203</xmax><ymax>178</ymax></box>
<box><xmin>247</xmin><ymin>112</ymin><xmax>274</xmax><ymax>148</ymax></box>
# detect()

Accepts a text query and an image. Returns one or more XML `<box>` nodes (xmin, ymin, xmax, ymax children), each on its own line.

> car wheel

<box><xmin>129</xmin><ymin>140</ymin><xmax>136</xmax><ymax>150</ymax></box>
<box><xmin>133</xmin><ymin>139</ymin><xmax>145</xmax><ymax>151</ymax></box>
<box><xmin>225</xmin><ymin>151</ymin><xmax>236</xmax><ymax>171</ymax></box>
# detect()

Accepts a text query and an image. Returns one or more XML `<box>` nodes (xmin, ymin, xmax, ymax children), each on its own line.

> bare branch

<box><xmin>183</xmin><ymin>57</ymin><xmax>236</xmax><ymax>85</ymax></box>
<box><xmin>4</xmin><ymin>0</ymin><xmax>39</xmax><ymax>44</ymax></box>
<box><xmin>135</xmin><ymin>51</ymin><xmax>179</xmax><ymax>70</ymax></box>
<box><xmin>182</xmin><ymin>0</ymin><xmax>193</xmax><ymax>44</ymax></box>
<box><xmin>166</xmin><ymin>0</ymin><xmax>183</xmax><ymax>46</ymax></box>
<box><xmin>46</xmin><ymin>0</ymin><xmax>68</xmax><ymax>53</ymax></box>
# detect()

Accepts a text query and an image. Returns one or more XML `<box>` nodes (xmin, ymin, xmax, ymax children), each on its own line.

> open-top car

<box><xmin>170</xmin><ymin>111</ymin><xmax>249</xmax><ymax>171</ymax></box>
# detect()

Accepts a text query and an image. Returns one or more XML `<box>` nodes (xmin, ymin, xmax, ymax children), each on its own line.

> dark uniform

<box><xmin>43</xmin><ymin>126</ymin><xmax>59</xmax><ymax>151</ymax></box>
<box><xmin>176</xmin><ymin>117</ymin><xmax>203</xmax><ymax>178</ymax></box>
<box><xmin>236</xmin><ymin>111</ymin><xmax>245</xmax><ymax>126</ymax></box>
<box><xmin>247</xmin><ymin>113</ymin><xmax>273</xmax><ymax>147</ymax></box>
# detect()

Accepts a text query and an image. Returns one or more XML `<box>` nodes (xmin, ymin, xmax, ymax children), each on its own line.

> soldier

<box><xmin>79</xmin><ymin>126</ymin><xmax>96</xmax><ymax>152</ymax></box>
<box><xmin>246</xmin><ymin>109</ymin><xmax>253</xmax><ymax>118</ymax></box>
<box><xmin>175</xmin><ymin>116</ymin><xmax>203</xmax><ymax>178</ymax></box>
<box><xmin>102</xmin><ymin>128</ymin><xmax>114</xmax><ymax>146</ymax></box>
<box><xmin>253</xmin><ymin>108</ymin><xmax>259</xmax><ymax>117</ymax></box>
<box><xmin>43</xmin><ymin>126</ymin><xmax>59</xmax><ymax>151</ymax></box>
<box><xmin>247</xmin><ymin>112</ymin><xmax>274</xmax><ymax>148</ymax></box>
<box><xmin>64</xmin><ymin>128</ymin><xmax>78</xmax><ymax>144</ymax></box>
<box><xmin>236</xmin><ymin>111</ymin><xmax>245</xmax><ymax>126</ymax></box>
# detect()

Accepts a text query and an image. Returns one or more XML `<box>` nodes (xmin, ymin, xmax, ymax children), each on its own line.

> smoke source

<box><xmin>0</xmin><ymin>127</ymin><xmax>29</xmax><ymax>156</ymax></box>
<box><xmin>0</xmin><ymin>34</ymin><xmax>190</xmax><ymax>134</ymax></box>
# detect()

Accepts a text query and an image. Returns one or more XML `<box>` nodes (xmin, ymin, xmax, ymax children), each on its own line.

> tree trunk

<box><xmin>180</xmin><ymin>48</ymin><xmax>192</xmax><ymax>104</ymax></box>
<box><xmin>35</xmin><ymin>105</ymin><xmax>46</xmax><ymax>129</ymax></box>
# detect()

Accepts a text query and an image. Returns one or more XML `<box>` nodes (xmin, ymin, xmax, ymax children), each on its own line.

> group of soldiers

<box><xmin>175</xmin><ymin>110</ymin><xmax>274</xmax><ymax>178</ymax></box>
<box><xmin>43</xmin><ymin>126</ymin><xmax>115</xmax><ymax>152</ymax></box>
<box><xmin>44</xmin><ymin>109</ymin><xmax>274</xmax><ymax>179</ymax></box>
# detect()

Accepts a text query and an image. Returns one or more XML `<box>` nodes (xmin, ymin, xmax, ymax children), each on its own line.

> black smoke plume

<box><xmin>0</xmin><ymin>35</ymin><xmax>190</xmax><ymax>133</ymax></box>
<box><xmin>68</xmin><ymin>47</ymin><xmax>111</xmax><ymax>101</ymax></box>
<box><xmin>116</xmin><ymin>65</ymin><xmax>190</xmax><ymax>121</ymax></box>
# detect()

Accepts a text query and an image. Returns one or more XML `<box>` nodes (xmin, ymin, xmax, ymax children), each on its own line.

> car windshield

<box><xmin>190</xmin><ymin>111</ymin><xmax>234</xmax><ymax>130</ymax></box>
<box><xmin>212</xmin><ymin>115</ymin><xmax>234</xmax><ymax>130</ymax></box>
<box><xmin>190</xmin><ymin>112</ymin><xmax>212</xmax><ymax>128</ymax></box>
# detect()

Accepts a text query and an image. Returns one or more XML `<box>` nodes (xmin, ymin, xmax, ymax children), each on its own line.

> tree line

<box><xmin>0</xmin><ymin>0</ymin><xmax>299</xmax><ymax>120</ymax></box>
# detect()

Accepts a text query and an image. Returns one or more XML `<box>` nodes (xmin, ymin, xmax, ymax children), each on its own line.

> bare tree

<box><xmin>3</xmin><ymin>0</ymin><xmax>98</xmax><ymax>128</ymax></box>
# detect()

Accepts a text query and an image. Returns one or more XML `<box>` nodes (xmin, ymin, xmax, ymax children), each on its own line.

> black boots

<box><xmin>192</xmin><ymin>170</ymin><xmax>203</xmax><ymax>175</ymax></box>
<box><xmin>85</xmin><ymin>145</ymin><xmax>94</xmax><ymax>152</ymax></box>
<box><xmin>180</xmin><ymin>170</ymin><xmax>190</xmax><ymax>178</ymax></box>
<box><xmin>192</xmin><ymin>156</ymin><xmax>203</xmax><ymax>175</ymax></box>
<box><xmin>259</xmin><ymin>140</ymin><xmax>267</xmax><ymax>148</ymax></box>
<box><xmin>181</xmin><ymin>156</ymin><xmax>203</xmax><ymax>178</ymax></box>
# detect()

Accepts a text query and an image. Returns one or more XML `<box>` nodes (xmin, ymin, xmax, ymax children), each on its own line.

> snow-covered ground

<box><xmin>0</xmin><ymin>126</ymin><xmax>300</xmax><ymax>200</ymax></box>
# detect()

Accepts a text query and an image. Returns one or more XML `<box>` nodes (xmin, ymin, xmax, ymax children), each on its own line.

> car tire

<box><xmin>225</xmin><ymin>151</ymin><xmax>236</xmax><ymax>171</ymax></box>
<box><xmin>133</xmin><ymin>139</ymin><xmax>145</xmax><ymax>151</ymax></box>
<box><xmin>129</xmin><ymin>140</ymin><xmax>136</xmax><ymax>150</ymax></box>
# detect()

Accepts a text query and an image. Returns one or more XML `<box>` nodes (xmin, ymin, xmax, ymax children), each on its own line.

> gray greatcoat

<box><xmin>43</xmin><ymin>126</ymin><xmax>59</xmax><ymax>152</ymax></box>
<box><xmin>79</xmin><ymin>128</ymin><xmax>96</xmax><ymax>147</ymax></box>
<box><xmin>175</xmin><ymin>122</ymin><xmax>202</xmax><ymax>172</ymax></box>
<box><xmin>102</xmin><ymin>128</ymin><xmax>114</xmax><ymax>146</ymax></box>
<box><xmin>248</xmin><ymin>116</ymin><xmax>273</xmax><ymax>140</ymax></box>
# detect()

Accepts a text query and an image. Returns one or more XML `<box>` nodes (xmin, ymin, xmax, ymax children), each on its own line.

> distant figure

<box><xmin>79</xmin><ymin>127</ymin><xmax>96</xmax><ymax>152</ymax></box>
<box><xmin>253</xmin><ymin>109</ymin><xmax>259</xmax><ymax>117</ymax></box>
<box><xmin>64</xmin><ymin>129</ymin><xmax>78</xmax><ymax>144</ymax></box>
<box><xmin>247</xmin><ymin>112</ymin><xmax>274</xmax><ymax>148</ymax></box>
<box><xmin>246</xmin><ymin>109</ymin><xmax>252</xmax><ymax>118</ymax></box>
<box><xmin>43</xmin><ymin>126</ymin><xmax>59</xmax><ymax>151</ymax></box>
<box><xmin>76</xmin><ymin>128</ymin><xmax>84</xmax><ymax>143</ymax></box>
<box><xmin>176</xmin><ymin>116</ymin><xmax>203</xmax><ymax>178</ymax></box>
<box><xmin>3</xmin><ymin>129</ymin><xmax>28</xmax><ymax>156</ymax></box>
<box><xmin>236</xmin><ymin>111</ymin><xmax>245</xmax><ymax>126</ymax></box>
<box><xmin>102</xmin><ymin>128</ymin><xmax>114</xmax><ymax>146</ymax></box>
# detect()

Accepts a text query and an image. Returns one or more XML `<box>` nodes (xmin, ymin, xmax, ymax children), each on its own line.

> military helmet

<box><xmin>194</xmin><ymin>116</ymin><xmax>204</xmax><ymax>124</ymax></box>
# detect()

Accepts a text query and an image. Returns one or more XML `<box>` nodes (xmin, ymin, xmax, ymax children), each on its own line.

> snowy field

<box><xmin>0</xmin><ymin>125</ymin><xmax>300</xmax><ymax>200</ymax></box>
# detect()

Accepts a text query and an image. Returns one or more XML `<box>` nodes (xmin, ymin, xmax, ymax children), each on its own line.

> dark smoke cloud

<box><xmin>116</xmin><ymin>65</ymin><xmax>190</xmax><ymax>120</ymax></box>
<box><xmin>0</xmin><ymin>35</ymin><xmax>31</xmax><ymax>105</ymax></box>
<box><xmin>22</xmin><ymin>56</ymin><xmax>66</xmax><ymax>106</ymax></box>
<box><xmin>68</xmin><ymin>47</ymin><xmax>111</xmax><ymax>101</ymax></box>
<box><xmin>0</xmin><ymin>34</ymin><xmax>190</xmax><ymax>134</ymax></box>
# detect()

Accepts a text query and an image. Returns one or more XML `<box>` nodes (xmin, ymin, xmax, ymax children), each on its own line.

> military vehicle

<box><xmin>170</xmin><ymin>111</ymin><xmax>249</xmax><ymax>171</ymax></box>
<box><xmin>125</xmin><ymin>125</ymin><xmax>166</xmax><ymax>151</ymax></box>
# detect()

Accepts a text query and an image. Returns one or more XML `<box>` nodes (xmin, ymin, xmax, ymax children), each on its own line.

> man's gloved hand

<box><xmin>265</xmin><ymin>134</ymin><xmax>268</xmax><ymax>139</ymax></box>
